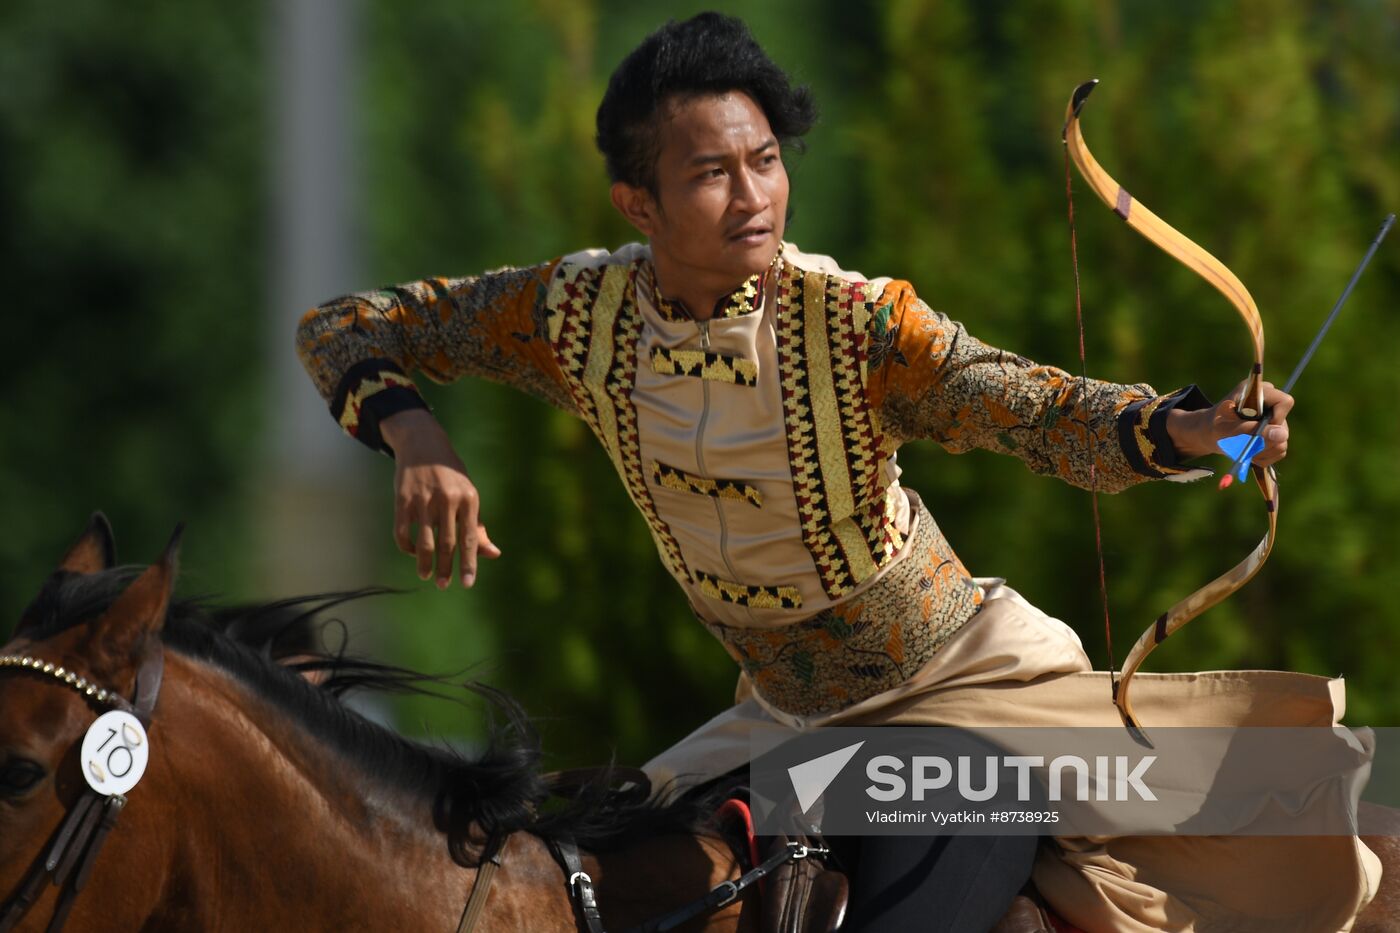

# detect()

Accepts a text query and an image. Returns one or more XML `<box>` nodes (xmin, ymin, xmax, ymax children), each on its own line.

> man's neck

<box><xmin>650</xmin><ymin>252</ymin><xmax>746</xmax><ymax>323</ymax></box>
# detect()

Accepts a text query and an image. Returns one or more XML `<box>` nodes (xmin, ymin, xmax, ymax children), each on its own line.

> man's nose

<box><xmin>730</xmin><ymin>166</ymin><xmax>771</xmax><ymax>214</ymax></box>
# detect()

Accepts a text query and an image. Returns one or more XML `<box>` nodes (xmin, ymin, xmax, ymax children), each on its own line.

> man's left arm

<box><xmin>864</xmin><ymin>281</ymin><xmax>1290</xmax><ymax>492</ymax></box>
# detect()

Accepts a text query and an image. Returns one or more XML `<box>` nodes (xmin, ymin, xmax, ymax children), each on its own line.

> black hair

<box><xmin>595</xmin><ymin>12</ymin><xmax>818</xmax><ymax>191</ymax></box>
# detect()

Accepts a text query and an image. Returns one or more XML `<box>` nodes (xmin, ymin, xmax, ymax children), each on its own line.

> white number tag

<box><xmin>80</xmin><ymin>710</ymin><xmax>149</xmax><ymax>796</ymax></box>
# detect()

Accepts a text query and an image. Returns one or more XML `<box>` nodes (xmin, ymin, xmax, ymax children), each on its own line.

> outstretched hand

<box><xmin>380</xmin><ymin>409</ymin><xmax>501</xmax><ymax>589</ymax></box>
<box><xmin>1166</xmin><ymin>379</ymin><xmax>1293</xmax><ymax>467</ymax></box>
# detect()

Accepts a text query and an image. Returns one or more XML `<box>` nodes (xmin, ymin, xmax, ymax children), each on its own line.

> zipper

<box><xmin>695</xmin><ymin>320</ymin><xmax>712</xmax><ymax>474</ymax></box>
<box><xmin>693</xmin><ymin>321</ymin><xmax>747</xmax><ymax>609</ymax></box>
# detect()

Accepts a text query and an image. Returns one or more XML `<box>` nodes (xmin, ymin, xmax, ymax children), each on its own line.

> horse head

<box><xmin>0</xmin><ymin>516</ymin><xmax>753</xmax><ymax>932</ymax></box>
<box><xmin>0</xmin><ymin>514</ymin><xmax>176</xmax><ymax>931</ymax></box>
<box><xmin>1</xmin><ymin>515</ymin><xmax>511</xmax><ymax>930</ymax></box>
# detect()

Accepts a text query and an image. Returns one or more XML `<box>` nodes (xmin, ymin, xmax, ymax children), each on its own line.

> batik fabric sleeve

<box><xmin>295</xmin><ymin>260</ymin><xmax>575</xmax><ymax>453</ymax></box>
<box><xmin>866</xmin><ymin>280</ymin><xmax>1212</xmax><ymax>492</ymax></box>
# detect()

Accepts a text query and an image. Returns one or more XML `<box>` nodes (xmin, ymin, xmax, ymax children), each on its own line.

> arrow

<box><xmin>1220</xmin><ymin>213</ymin><xmax>1395</xmax><ymax>488</ymax></box>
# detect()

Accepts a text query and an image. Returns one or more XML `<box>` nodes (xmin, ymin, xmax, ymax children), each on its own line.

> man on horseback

<box><xmin>296</xmin><ymin>12</ymin><xmax>1381</xmax><ymax>931</ymax></box>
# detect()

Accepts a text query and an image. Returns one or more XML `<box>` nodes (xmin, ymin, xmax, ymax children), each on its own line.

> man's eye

<box><xmin>0</xmin><ymin>758</ymin><xmax>45</xmax><ymax>796</ymax></box>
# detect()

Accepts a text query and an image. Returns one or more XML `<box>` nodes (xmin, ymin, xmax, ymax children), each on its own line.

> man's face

<box><xmin>619</xmin><ymin>91</ymin><xmax>789</xmax><ymax>286</ymax></box>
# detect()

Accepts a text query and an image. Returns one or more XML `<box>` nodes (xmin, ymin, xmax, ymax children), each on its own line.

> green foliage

<box><xmin>359</xmin><ymin>0</ymin><xmax>1400</xmax><ymax>752</ymax></box>
<box><xmin>858</xmin><ymin>0</ymin><xmax>1400</xmax><ymax>721</ymax></box>
<box><xmin>7</xmin><ymin>0</ymin><xmax>1398</xmax><ymax>773</ymax></box>
<box><xmin>0</xmin><ymin>0</ymin><xmax>262</xmax><ymax>620</ymax></box>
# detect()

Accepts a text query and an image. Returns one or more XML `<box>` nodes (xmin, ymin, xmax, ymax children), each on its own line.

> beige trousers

<box><xmin>643</xmin><ymin>581</ymin><xmax>1381</xmax><ymax>932</ymax></box>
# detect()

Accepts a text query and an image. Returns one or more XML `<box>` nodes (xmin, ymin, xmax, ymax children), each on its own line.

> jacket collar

<box><xmin>642</xmin><ymin>246</ymin><xmax>784</xmax><ymax>323</ymax></box>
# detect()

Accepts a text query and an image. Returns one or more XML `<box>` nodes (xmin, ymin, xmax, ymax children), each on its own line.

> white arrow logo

<box><xmin>787</xmin><ymin>741</ymin><xmax>865</xmax><ymax>813</ymax></box>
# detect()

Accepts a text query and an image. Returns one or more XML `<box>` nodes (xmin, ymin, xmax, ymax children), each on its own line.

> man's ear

<box><xmin>610</xmin><ymin>181</ymin><xmax>659</xmax><ymax>238</ymax></box>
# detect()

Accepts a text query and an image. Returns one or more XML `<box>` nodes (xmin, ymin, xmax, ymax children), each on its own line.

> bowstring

<box><xmin>1063</xmin><ymin>143</ymin><xmax>1117</xmax><ymax>687</ymax></box>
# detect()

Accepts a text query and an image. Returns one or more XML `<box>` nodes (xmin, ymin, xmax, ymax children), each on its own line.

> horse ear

<box><xmin>10</xmin><ymin>513</ymin><xmax>120</xmax><ymax>639</ymax></box>
<box><xmin>91</xmin><ymin>525</ymin><xmax>182</xmax><ymax>665</ymax></box>
<box><xmin>58</xmin><ymin>512</ymin><xmax>117</xmax><ymax>574</ymax></box>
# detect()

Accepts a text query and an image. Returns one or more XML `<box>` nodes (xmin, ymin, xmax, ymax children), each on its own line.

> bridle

<box><xmin>458</xmin><ymin>769</ymin><xmax>831</xmax><ymax>933</ymax></box>
<box><xmin>0</xmin><ymin>647</ymin><xmax>164</xmax><ymax>933</ymax></box>
<box><xmin>1</xmin><ymin>652</ymin><xmax>813</xmax><ymax>933</ymax></box>
<box><xmin>455</xmin><ymin>827</ymin><xmax>827</xmax><ymax>933</ymax></box>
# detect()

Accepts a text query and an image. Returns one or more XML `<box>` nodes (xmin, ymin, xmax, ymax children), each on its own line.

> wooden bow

<box><xmin>1062</xmin><ymin>79</ymin><xmax>1280</xmax><ymax>734</ymax></box>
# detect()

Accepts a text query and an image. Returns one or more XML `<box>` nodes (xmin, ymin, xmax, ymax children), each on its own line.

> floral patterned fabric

<box><xmin>866</xmin><ymin>279</ymin><xmax>1210</xmax><ymax>490</ymax></box>
<box><xmin>702</xmin><ymin>492</ymin><xmax>983</xmax><ymax>716</ymax></box>
<box><xmin>295</xmin><ymin>262</ymin><xmax>572</xmax><ymax>451</ymax></box>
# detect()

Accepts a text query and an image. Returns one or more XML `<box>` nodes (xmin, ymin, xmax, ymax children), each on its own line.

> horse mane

<box><xmin>18</xmin><ymin>567</ymin><xmax>725</xmax><ymax>866</ymax></box>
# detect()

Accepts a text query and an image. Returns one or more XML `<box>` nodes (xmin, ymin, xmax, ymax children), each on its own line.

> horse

<box><xmin>4</xmin><ymin>515</ymin><xmax>1400</xmax><ymax>932</ymax></box>
<box><xmin>0</xmin><ymin>516</ymin><xmax>760</xmax><ymax>932</ymax></box>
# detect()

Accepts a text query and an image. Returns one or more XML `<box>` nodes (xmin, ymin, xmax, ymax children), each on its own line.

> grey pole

<box><xmin>263</xmin><ymin>0</ymin><xmax>376</xmax><ymax>604</ymax></box>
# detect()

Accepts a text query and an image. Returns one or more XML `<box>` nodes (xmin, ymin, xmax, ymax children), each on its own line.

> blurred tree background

<box><xmin>2</xmin><ymin>0</ymin><xmax>1397</xmax><ymax>767</ymax></box>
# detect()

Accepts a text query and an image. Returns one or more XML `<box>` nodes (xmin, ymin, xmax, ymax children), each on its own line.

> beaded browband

<box><xmin>0</xmin><ymin>655</ymin><xmax>123</xmax><ymax>708</ymax></box>
<box><xmin>0</xmin><ymin>646</ymin><xmax>162</xmax><ymax>933</ymax></box>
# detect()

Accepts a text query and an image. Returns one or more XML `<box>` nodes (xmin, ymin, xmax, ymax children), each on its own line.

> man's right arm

<box><xmin>294</xmin><ymin>260</ymin><xmax>574</xmax><ymax>453</ymax></box>
<box><xmin>294</xmin><ymin>260</ymin><xmax>573</xmax><ymax>589</ymax></box>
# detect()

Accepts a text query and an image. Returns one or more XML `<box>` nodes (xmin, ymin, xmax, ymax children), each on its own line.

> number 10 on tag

<box><xmin>80</xmin><ymin>710</ymin><xmax>150</xmax><ymax>796</ymax></box>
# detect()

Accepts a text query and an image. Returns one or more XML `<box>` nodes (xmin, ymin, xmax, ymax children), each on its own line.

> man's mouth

<box><xmin>729</xmin><ymin>225</ymin><xmax>772</xmax><ymax>244</ymax></box>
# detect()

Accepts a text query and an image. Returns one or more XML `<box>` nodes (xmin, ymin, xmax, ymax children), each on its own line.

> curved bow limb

<box><xmin>1062</xmin><ymin>79</ymin><xmax>1278</xmax><ymax>736</ymax></box>
<box><xmin>1063</xmin><ymin>80</ymin><xmax>1266</xmax><ymax>418</ymax></box>
<box><xmin>1114</xmin><ymin>465</ymin><xmax>1278</xmax><ymax>737</ymax></box>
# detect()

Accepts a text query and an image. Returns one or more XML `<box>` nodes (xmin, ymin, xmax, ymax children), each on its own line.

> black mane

<box><xmin>17</xmin><ymin>567</ymin><xmax>724</xmax><ymax>865</ymax></box>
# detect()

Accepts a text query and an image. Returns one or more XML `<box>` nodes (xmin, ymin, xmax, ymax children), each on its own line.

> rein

<box><xmin>460</xmin><ymin>818</ymin><xmax>827</xmax><ymax>933</ymax></box>
<box><xmin>616</xmin><ymin>839</ymin><xmax>826</xmax><ymax>933</ymax></box>
<box><xmin>0</xmin><ymin>648</ymin><xmax>164</xmax><ymax>933</ymax></box>
<box><xmin>2</xmin><ymin>651</ymin><xmax>810</xmax><ymax>933</ymax></box>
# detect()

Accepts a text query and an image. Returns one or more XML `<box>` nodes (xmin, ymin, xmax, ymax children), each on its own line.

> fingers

<box><xmin>430</xmin><ymin>487</ymin><xmax>480</xmax><ymax>589</ymax></box>
<box><xmin>394</xmin><ymin>494</ymin><xmax>416</xmax><ymax>556</ymax></box>
<box><xmin>1263</xmin><ymin>383</ymin><xmax>1295</xmax><ymax>423</ymax></box>
<box><xmin>394</xmin><ymin>466</ymin><xmax>495</xmax><ymax>590</ymax></box>
<box><xmin>435</xmin><ymin>496</ymin><xmax>458</xmax><ymax>589</ymax></box>
<box><xmin>1217</xmin><ymin>381</ymin><xmax>1292</xmax><ymax>467</ymax></box>
<box><xmin>457</xmin><ymin>493</ymin><xmax>479</xmax><ymax>589</ymax></box>
<box><xmin>415</xmin><ymin>519</ymin><xmax>436</xmax><ymax>581</ymax></box>
<box><xmin>456</xmin><ymin>521</ymin><xmax>500</xmax><ymax>589</ymax></box>
<box><xmin>478</xmin><ymin>524</ymin><xmax>502</xmax><ymax>560</ymax></box>
<box><xmin>1255</xmin><ymin>422</ymin><xmax>1289</xmax><ymax>466</ymax></box>
<box><xmin>394</xmin><ymin>486</ymin><xmax>436</xmax><ymax>570</ymax></box>
<box><xmin>1256</xmin><ymin>381</ymin><xmax>1292</xmax><ymax>466</ymax></box>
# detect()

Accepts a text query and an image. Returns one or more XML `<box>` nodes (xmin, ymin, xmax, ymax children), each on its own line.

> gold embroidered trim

<box><xmin>342</xmin><ymin>371</ymin><xmax>419</xmax><ymax>436</ymax></box>
<box><xmin>585</xmin><ymin>269</ymin><xmax>626</xmax><ymax>460</ymax></box>
<box><xmin>1133</xmin><ymin>394</ymin><xmax>1192</xmax><ymax>476</ymax></box>
<box><xmin>649</xmin><ymin>347</ymin><xmax>758</xmax><ymax>386</ymax></box>
<box><xmin>695</xmin><ymin>571</ymin><xmax>802</xmax><ymax>609</ymax></box>
<box><xmin>643</xmin><ymin>248</ymin><xmax>782</xmax><ymax>322</ymax></box>
<box><xmin>552</xmin><ymin>262</ymin><xmax>691</xmax><ymax>582</ymax></box>
<box><xmin>774</xmin><ymin>262</ymin><xmax>903</xmax><ymax>598</ymax></box>
<box><xmin>652</xmin><ymin>271</ymin><xmax>763</xmax><ymax>322</ymax></box>
<box><xmin>650</xmin><ymin>460</ymin><xmax>762</xmax><ymax>508</ymax></box>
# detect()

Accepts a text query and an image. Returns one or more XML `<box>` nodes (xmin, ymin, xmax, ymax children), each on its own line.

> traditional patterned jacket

<box><xmin>296</xmin><ymin>243</ymin><xmax>1210</xmax><ymax>716</ymax></box>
